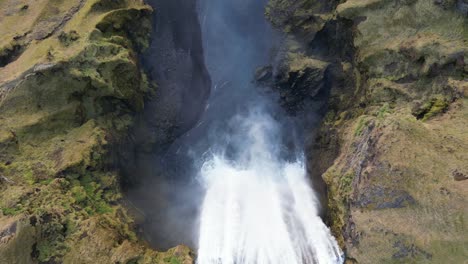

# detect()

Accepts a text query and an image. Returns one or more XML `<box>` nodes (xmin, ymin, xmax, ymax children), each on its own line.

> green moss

<box><xmin>36</xmin><ymin>243</ymin><xmax>53</xmax><ymax>262</ymax></box>
<box><xmin>164</xmin><ymin>256</ymin><xmax>182</xmax><ymax>264</ymax></box>
<box><xmin>323</xmin><ymin>110</ymin><xmax>337</xmax><ymax>125</ymax></box>
<box><xmin>2</xmin><ymin>206</ymin><xmax>23</xmax><ymax>216</ymax></box>
<box><xmin>376</xmin><ymin>103</ymin><xmax>391</xmax><ymax>119</ymax></box>
<box><xmin>64</xmin><ymin>219</ymin><xmax>77</xmax><ymax>236</ymax></box>
<box><xmin>0</xmin><ymin>0</ymin><xmax>183</xmax><ymax>263</ymax></box>
<box><xmin>90</xmin><ymin>0</ymin><xmax>128</xmax><ymax>13</ymax></box>
<box><xmin>267</xmin><ymin>0</ymin><xmax>468</xmax><ymax>262</ymax></box>
<box><xmin>412</xmin><ymin>96</ymin><xmax>450</xmax><ymax>121</ymax></box>
<box><xmin>67</xmin><ymin>173</ymin><xmax>116</xmax><ymax>215</ymax></box>
<box><xmin>24</xmin><ymin>170</ymin><xmax>35</xmax><ymax>185</ymax></box>
<box><xmin>99</xmin><ymin>213</ymin><xmax>138</xmax><ymax>242</ymax></box>
<box><xmin>354</xmin><ymin>117</ymin><xmax>369</xmax><ymax>136</ymax></box>
<box><xmin>95</xmin><ymin>8</ymin><xmax>152</xmax><ymax>52</ymax></box>
<box><xmin>71</xmin><ymin>186</ymin><xmax>87</xmax><ymax>203</ymax></box>
<box><xmin>35</xmin><ymin>216</ymin><xmax>69</xmax><ymax>262</ymax></box>
<box><xmin>339</xmin><ymin>172</ymin><xmax>355</xmax><ymax>195</ymax></box>
<box><xmin>423</xmin><ymin>97</ymin><xmax>449</xmax><ymax>121</ymax></box>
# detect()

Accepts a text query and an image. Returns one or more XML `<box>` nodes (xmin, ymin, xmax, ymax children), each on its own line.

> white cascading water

<box><xmin>197</xmin><ymin>110</ymin><xmax>343</xmax><ymax>264</ymax></box>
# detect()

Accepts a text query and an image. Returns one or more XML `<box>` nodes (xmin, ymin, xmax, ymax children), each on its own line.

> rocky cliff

<box><xmin>0</xmin><ymin>0</ymin><xmax>193</xmax><ymax>263</ymax></box>
<box><xmin>266</xmin><ymin>0</ymin><xmax>467</xmax><ymax>263</ymax></box>
<box><xmin>1</xmin><ymin>0</ymin><xmax>467</xmax><ymax>263</ymax></box>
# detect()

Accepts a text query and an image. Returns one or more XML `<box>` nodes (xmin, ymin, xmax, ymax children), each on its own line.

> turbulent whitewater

<box><xmin>197</xmin><ymin>110</ymin><xmax>343</xmax><ymax>264</ymax></box>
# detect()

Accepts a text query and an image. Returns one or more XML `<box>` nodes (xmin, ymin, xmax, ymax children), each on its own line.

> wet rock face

<box><xmin>264</xmin><ymin>0</ymin><xmax>358</xmax><ymax>217</ymax></box>
<box><xmin>121</xmin><ymin>0</ymin><xmax>211</xmax><ymax>188</ymax></box>
<box><xmin>119</xmin><ymin>0</ymin><xmax>211</xmax><ymax>252</ymax></box>
<box><xmin>457</xmin><ymin>0</ymin><xmax>468</xmax><ymax>14</ymax></box>
<box><xmin>136</xmin><ymin>0</ymin><xmax>211</xmax><ymax>151</ymax></box>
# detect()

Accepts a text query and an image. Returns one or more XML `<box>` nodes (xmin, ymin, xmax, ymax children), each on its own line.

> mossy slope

<box><xmin>267</xmin><ymin>0</ymin><xmax>467</xmax><ymax>263</ymax></box>
<box><xmin>0</xmin><ymin>1</ymin><xmax>193</xmax><ymax>263</ymax></box>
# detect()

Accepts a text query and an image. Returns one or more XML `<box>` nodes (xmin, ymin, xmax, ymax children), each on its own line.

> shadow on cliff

<box><xmin>118</xmin><ymin>0</ymin><xmax>350</xmax><ymax>251</ymax></box>
<box><xmin>119</xmin><ymin>0</ymin><xmax>211</xmax><ymax>249</ymax></box>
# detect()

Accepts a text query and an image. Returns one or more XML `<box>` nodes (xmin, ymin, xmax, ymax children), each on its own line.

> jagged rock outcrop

<box><xmin>266</xmin><ymin>0</ymin><xmax>467</xmax><ymax>263</ymax></box>
<box><xmin>256</xmin><ymin>52</ymin><xmax>329</xmax><ymax>114</ymax></box>
<box><xmin>0</xmin><ymin>0</ymin><xmax>194</xmax><ymax>263</ymax></box>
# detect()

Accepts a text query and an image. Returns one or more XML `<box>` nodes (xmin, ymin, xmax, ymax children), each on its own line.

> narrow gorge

<box><xmin>0</xmin><ymin>0</ymin><xmax>466</xmax><ymax>263</ymax></box>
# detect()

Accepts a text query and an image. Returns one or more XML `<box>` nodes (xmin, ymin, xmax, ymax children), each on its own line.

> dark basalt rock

<box><xmin>255</xmin><ymin>65</ymin><xmax>273</xmax><ymax>83</ymax></box>
<box><xmin>119</xmin><ymin>0</ymin><xmax>211</xmax><ymax>250</ymax></box>
<box><xmin>452</xmin><ymin>169</ymin><xmax>468</xmax><ymax>181</ymax></box>
<box><xmin>0</xmin><ymin>41</ymin><xmax>26</xmax><ymax>68</ymax></box>
<box><xmin>256</xmin><ymin>55</ymin><xmax>329</xmax><ymax>114</ymax></box>
<box><xmin>140</xmin><ymin>0</ymin><xmax>211</xmax><ymax>149</ymax></box>
<box><xmin>457</xmin><ymin>0</ymin><xmax>468</xmax><ymax>14</ymax></box>
<box><xmin>122</xmin><ymin>0</ymin><xmax>211</xmax><ymax>184</ymax></box>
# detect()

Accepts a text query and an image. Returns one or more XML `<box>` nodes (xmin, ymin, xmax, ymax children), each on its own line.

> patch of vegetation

<box><xmin>354</xmin><ymin>116</ymin><xmax>370</xmax><ymax>136</ymax></box>
<box><xmin>99</xmin><ymin>211</ymin><xmax>138</xmax><ymax>242</ymax></box>
<box><xmin>58</xmin><ymin>30</ymin><xmax>80</xmax><ymax>46</ymax></box>
<box><xmin>66</xmin><ymin>173</ymin><xmax>115</xmax><ymax>215</ymax></box>
<box><xmin>163</xmin><ymin>256</ymin><xmax>182</xmax><ymax>264</ymax></box>
<box><xmin>0</xmin><ymin>0</ymin><xmax>164</xmax><ymax>263</ymax></box>
<box><xmin>34</xmin><ymin>213</ymin><xmax>69</xmax><ymax>262</ymax></box>
<box><xmin>95</xmin><ymin>8</ymin><xmax>152</xmax><ymax>52</ymax></box>
<box><xmin>412</xmin><ymin>96</ymin><xmax>450</xmax><ymax>121</ymax></box>
<box><xmin>1</xmin><ymin>206</ymin><xmax>23</xmax><ymax>216</ymax></box>
<box><xmin>90</xmin><ymin>0</ymin><xmax>128</xmax><ymax>13</ymax></box>
<box><xmin>339</xmin><ymin>172</ymin><xmax>355</xmax><ymax>195</ymax></box>
<box><xmin>376</xmin><ymin>103</ymin><xmax>391</xmax><ymax>119</ymax></box>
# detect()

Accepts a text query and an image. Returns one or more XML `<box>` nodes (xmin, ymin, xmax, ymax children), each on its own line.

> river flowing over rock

<box><xmin>0</xmin><ymin>0</ymin><xmax>466</xmax><ymax>263</ymax></box>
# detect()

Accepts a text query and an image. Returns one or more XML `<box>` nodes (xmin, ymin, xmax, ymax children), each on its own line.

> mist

<box><xmin>125</xmin><ymin>0</ymin><xmax>342</xmax><ymax>262</ymax></box>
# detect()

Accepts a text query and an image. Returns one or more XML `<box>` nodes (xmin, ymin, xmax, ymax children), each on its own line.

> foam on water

<box><xmin>197</xmin><ymin>110</ymin><xmax>343</xmax><ymax>264</ymax></box>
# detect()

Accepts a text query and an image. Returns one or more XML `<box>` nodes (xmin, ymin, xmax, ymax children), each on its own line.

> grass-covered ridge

<box><xmin>0</xmin><ymin>0</ymin><xmax>194</xmax><ymax>263</ymax></box>
<box><xmin>266</xmin><ymin>0</ymin><xmax>467</xmax><ymax>263</ymax></box>
<box><xmin>326</xmin><ymin>0</ymin><xmax>467</xmax><ymax>262</ymax></box>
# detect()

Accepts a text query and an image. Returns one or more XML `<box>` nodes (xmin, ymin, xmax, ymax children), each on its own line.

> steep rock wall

<box><xmin>120</xmin><ymin>0</ymin><xmax>211</xmax><ymax>185</ymax></box>
<box><xmin>0</xmin><ymin>0</ymin><xmax>193</xmax><ymax>263</ymax></box>
<box><xmin>266</xmin><ymin>0</ymin><xmax>468</xmax><ymax>263</ymax></box>
<box><xmin>118</xmin><ymin>0</ymin><xmax>211</xmax><ymax>250</ymax></box>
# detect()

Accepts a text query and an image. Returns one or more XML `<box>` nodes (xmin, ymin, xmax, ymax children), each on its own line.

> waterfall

<box><xmin>128</xmin><ymin>0</ymin><xmax>346</xmax><ymax>259</ymax></box>
<box><xmin>190</xmin><ymin>0</ymin><xmax>344</xmax><ymax>262</ymax></box>
<box><xmin>196</xmin><ymin>110</ymin><xmax>343</xmax><ymax>264</ymax></box>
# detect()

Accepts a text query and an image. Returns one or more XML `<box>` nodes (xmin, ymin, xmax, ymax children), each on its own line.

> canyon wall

<box><xmin>0</xmin><ymin>0</ymin><xmax>195</xmax><ymax>263</ymax></box>
<box><xmin>265</xmin><ymin>0</ymin><xmax>467</xmax><ymax>262</ymax></box>
<box><xmin>0</xmin><ymin>0</ymin><xmax>466</xmax><ymax>263</ymax></box>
